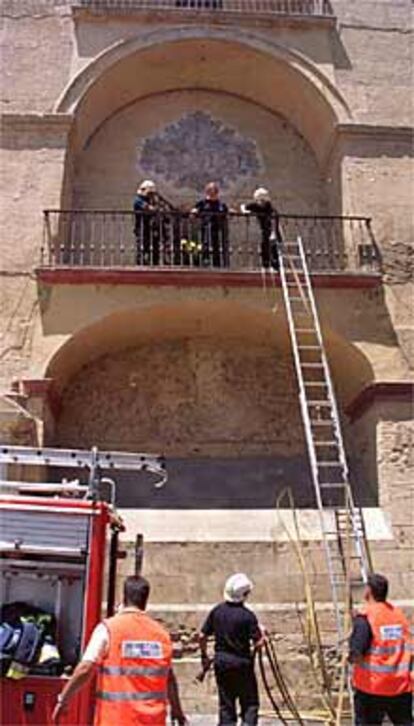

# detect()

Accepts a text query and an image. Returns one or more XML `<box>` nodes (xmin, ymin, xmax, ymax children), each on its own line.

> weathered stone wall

<box><xmin>55</xmin><ymin>336</ymin><xmax>304</xmax><ymax>454</ymax></box>
<box><xmin>332</xmin><ymin>0</ymin><xmax>413</xmax><ymax>127</ymax></box>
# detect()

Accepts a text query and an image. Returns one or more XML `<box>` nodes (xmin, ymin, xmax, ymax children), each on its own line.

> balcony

<box><xmin>74</xmin><ymin>0</ymin><xmax>334</xmax><ymax>18</ymax></box>
<box><xmin>40</xmin><ymin>211</ymin><xmax>380</xmax><ymax>281</ymax></box>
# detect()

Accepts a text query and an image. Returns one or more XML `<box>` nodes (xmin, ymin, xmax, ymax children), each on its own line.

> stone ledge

<box><xmin>118</xmin><ymin>507</ymin><xmax>392</xmax><ymax>542</ymax></box>
<box><xmin>35</xmin><ymin>266</ymin><xmax>383</xmax><ymax>289</ymax></box>
<box><xmin>345</xmin><ymin>381</ymin><xmax>414</xmax><ymax>423</ymax></box>
<box><xmin>337</xmin><ymin>124</ymin><xmax>414</xmax><ymax>142</ymax></box>
<box><xmin>0</xmin><ymin>113</ymin><xmax>73</xmax><ymax>132</ymax></box>
<box><xmin>71</xmin><ymin>3</ymin><xmax>336</xmax><ymax>30</ymax></box>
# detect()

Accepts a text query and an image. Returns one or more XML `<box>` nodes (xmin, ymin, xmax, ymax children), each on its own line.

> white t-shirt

<box><xmin>81</xmin><ymin>607</ymin><xmax>145</xmax><ymax>664</ymax></box>
<box><xmin>81</xmin><ymin>623</ymin><xmax>109</xmax><ymax>665</ymax></box>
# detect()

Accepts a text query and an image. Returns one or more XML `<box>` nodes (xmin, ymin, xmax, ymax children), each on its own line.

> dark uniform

<box><xmin>201</xmin><ymin>601</ymin><xmax>261</xmax><ymax>725</ymax></box>
<box><xmin>133</xmin><ymin>193</ymin><xmax>163</xmax><ymax>266</ymax></box>
<box><xmin>243</xmin><ymin>200</ymin><xmax>281</xmax><ymax>270</ymax></box>
<box><xmin>194</xmin><ymin>198</ymin><xmax>229</xmax><ymax>268</ymax></box>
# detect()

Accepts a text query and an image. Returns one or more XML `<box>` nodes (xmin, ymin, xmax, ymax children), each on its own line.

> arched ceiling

<box><xmin>57</xmin><ymin>30</ymin><xmax>352</xmax><ymax>166</ymax></box>
<box><xmin>46</xmin><ymin>300</ymin><xmax>373</xmax><ymax>406</ymax></box>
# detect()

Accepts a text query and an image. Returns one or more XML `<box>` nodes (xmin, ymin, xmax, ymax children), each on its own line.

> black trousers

<box><xmin>354</xmin><ymin>689</ymin><xmax>413</xmax><ymax>725</ymax></box>
<box><xmin>214</xmin><ymin>660</ymin><xmax>259</xmax><ymax>725</ymax></box>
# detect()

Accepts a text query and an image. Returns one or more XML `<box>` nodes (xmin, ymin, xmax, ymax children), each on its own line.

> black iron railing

<box><xmin>75</xmin><ymin>0</ymin><xmax>334</xmax><ymax>16</ymax></box>
<box><xmin>41</xmin><ymin>210</ymin><xmax>380</xmax><ymax>274</ymax></box>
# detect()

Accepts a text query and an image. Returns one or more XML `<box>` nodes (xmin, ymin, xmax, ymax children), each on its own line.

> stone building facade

<box><xmin>0</xmin><ymin>0</ymin><xmax>413</xmax><ymax>711</ymax></box>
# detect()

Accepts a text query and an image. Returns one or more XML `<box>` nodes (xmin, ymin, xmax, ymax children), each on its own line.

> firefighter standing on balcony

<box><xmin>192</xmin><ymin>182</ymin><xmax>230</xmax><ymax>268</ymax></box>
<box><xmin>133</xmin><ymin>179</ymin><xmax>164</xmax><ymax>266</ymax></box>
<box><xmin>52</xmin><ymin>576</ymin><xmax>187</xmax><ymax>725</ymax></box>
<box><xmin>240</xmin><ymin>187</ymin><xmax>281</xmax><ymax>271</ymax></box>
<box><xmin>349</xmin><ymin>573</ymin><xmax>413</xmax><ymax>726</ymax></box>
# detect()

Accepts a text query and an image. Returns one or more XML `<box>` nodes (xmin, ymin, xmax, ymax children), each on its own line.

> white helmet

<box><xmin>138</xmin><ymin>179</ymin><xmax>156</xmax><ymax>194</ymax></box>
<box><xmin>224</xmin><ymin>573</ymin><xmax>254</xmax><ymax>603</ymax></box>
<box><xmin>253</xmin><ymin>187</ymin><xmax>270</xmax><ymax>202</ymax></box>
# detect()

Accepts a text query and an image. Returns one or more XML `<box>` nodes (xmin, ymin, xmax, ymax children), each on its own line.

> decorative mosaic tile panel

<box><xmin>139</xmin><ymin>111</ymin><xmax>262</xmax><ymax>191</ymax></box>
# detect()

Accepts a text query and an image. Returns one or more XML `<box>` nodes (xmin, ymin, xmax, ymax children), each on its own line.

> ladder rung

<box><xmin>298</xmin><ymin>346</ymin><xmax>320</xmax><ymax>350</ymax></box>
<box><xmin>320</xmin><ymin>482</ymin><xmax>346</xmax><ymax>488</ymax></box>
<box><xmin>310</xmin><ymin>420</ymin><xmax>334</xmax><ymax>426</ymax></box>
<box><xmin>307</xmin><ymin>401</ymin><xmax>331</xmax><ymax>406</ymax></box>
<box><xmin>304</xmin><ymin>382</ymin><xmax>326</xmax><ymax>386</ymax></box>
<box><xmin>301</xmin><ymin>363</ymin><xmax>323</xmax><ymax>367</ymax></box>
<box><xmin>315</xmin><ymin>441</ymin><xmax>338</xmax><ymax>446</ymax></box>
<box><xmin>318</xmin><ymin>462</ymin><xmax>343</xmax><ymax>467</ymax></box>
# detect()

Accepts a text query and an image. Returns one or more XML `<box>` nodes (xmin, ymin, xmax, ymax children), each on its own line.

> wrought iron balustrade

<box><xmin>41</xmin><ymin>210</ymin><xmax>380</xmax><ymax>275</ymax></box>
<box><xmin>75</xmin><ymin>0</ymin><xmax>334</xmax><ymax>17</ymax></box>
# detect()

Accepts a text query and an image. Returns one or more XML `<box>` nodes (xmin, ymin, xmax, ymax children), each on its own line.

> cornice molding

<box><xmin>322</xmin><ymin>122</ymin><xmax>414</xmax><ymax>169</ymax></box>
<box><xmin>1</xmin><ymin>113</ymin><xmax>73</xmax><ymax>133</ymax></box>
<box><xmin>35</xmin><ymin>267</ymin><xmax>382</xmax><ymax>289</ymax></box>
<box><xmin>346</xmin><ymin>382</ymin><xmax>414</xmax><ymax>423</ymax></box>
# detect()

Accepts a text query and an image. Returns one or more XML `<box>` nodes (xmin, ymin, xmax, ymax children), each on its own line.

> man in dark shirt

<box><xmin>241</xmin><ymin>187</ymin><xmax>281</xmax><ymax>270</ymax></box>
<box><xmin>199</xmin><ymin>573</ymin><xmax>263</xmax><ymax>726</ymax></box>
<box><xmin>192</xmin><ymin>182</ymin><xmax>229</xmax><ymax>268</ymax></box>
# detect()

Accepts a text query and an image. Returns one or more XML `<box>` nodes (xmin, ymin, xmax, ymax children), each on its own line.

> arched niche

<box><xmin>44</xmin><ymin>302</ymin><xmax>376</xmax><ymax>508</ymax></box>
<box><xmin>57</xmin><ymin>30</ymin><xmax>351</xmax><ymax>214</ymax></box>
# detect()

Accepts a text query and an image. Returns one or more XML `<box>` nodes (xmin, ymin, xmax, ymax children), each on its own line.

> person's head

<box><xmin>364</xmin><ymin>573</ymin><xmax>389</xmax><ymax>603</ymax></box>
<box><xmin>138</xmin><ymin>180</ymin><xmax>157</xmax><ymax>198</ymax></box>
<box><xmin>205</xmin><ymin>182</ymin><xmax>220</xmax><ymax>201</ymax></box>
<box><xmin>224</xmin><ymin>573</ymin><xmax>253</xmax><ymax>604</ymax></box>
<box><xmin>123</xmin><ymin>575</ymin><xmax>150</xmax><ymax>611</ymax></box>
<box><xmin>253</xmin><ymin>187</ymin><xmax>270</xmax><ymax>205</ymax></box>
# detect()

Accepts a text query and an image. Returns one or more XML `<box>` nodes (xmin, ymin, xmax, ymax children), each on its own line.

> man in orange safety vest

<box><xmin>53</xmin><ymin>575</ymin><xmax>187</xmax><ymax>725</ymax></box>
<box><xmin>350</xmin><ymin>573</ymin><xmax>413</xmax><ymax>725</ymax></box>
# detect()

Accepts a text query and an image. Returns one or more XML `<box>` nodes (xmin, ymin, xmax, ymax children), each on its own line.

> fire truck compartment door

<box><xmin>0</xmin><ymin>509</ymin><xmax>89</xmax><ymax>554</ymax></box>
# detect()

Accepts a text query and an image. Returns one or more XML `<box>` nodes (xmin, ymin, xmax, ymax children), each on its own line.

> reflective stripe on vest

<box><xmin>368</xmin><ymin>644</ymin><xmax>408</xmax><ymax>656</ymax></box>
<box><xmin>96</xmin><ymin>690</ymin><xmax>167</xmax><ymax>702</ymax></box>
<box><xmin>99</xmin><ymin>665</ymin><xmax>169</xmax><ymax>677</ymax></box>
<box><xmin>357</xmin><ymin>662</ymin><xmax>411</xmax><ymax>674</ymax></box>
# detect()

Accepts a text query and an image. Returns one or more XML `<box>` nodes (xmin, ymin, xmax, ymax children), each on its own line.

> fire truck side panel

<box><xmin>1</xmin><ymin>499</ymin><xmax>113</xmax><ymax>726</ymax></box>
<box><xmin>1</xmin><ymin>676</ymin><xmax>83</xmax><ymax>725</ymax></box>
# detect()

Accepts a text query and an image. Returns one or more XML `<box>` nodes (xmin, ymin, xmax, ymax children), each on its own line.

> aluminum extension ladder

<box><xmin>278</xmin><ymin>236</ymin><xmax>372</xmax><ymax>639</ymax></box>
<box><xmin>0</xmin><ymin>445</ymin><xmax>167</xmax><ymax>500</ymax></box>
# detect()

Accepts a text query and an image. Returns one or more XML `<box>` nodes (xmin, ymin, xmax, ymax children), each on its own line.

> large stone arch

<box><xmin>44</xmin><ymin>301</ymin><xmax>376</xmax><ymax>507</ymax></box>
<box><xmin>45</xmin><ymin>300</ymin><xmax>373</xmax><ymax>401</ymax></box>
<box><xmin>56</xmin><ymin>27</ymin><xmax>352</xmax><ymax>165</ymax></box>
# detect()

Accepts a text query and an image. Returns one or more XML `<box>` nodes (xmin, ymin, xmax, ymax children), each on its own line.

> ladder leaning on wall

<box><xmin>277</xmin><ymin>234</ymin><xmax>372</xmax><ymax>640</ymax></box>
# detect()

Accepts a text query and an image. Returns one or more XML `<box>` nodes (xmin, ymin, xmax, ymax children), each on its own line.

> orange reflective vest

<box><xmin>352</xmin><ymin>601</ymin><xmax>413</xmax><ymax>697</ymax></box>
<box><xmin>94</xmin><ymin>610</ymin><xmax>172</xmax><ymax>726</ymax></box>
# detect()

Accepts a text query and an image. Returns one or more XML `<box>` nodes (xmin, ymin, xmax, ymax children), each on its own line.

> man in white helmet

<box><xmin>199</xmin><ymin>573</ymin><xmax>264</xmax><ymax>725</ymax></box>
<box><xmin>133</xmin><ymin>179</ymin><xmax>162</xmax><ymax>265</ymax></box>
<box><xmin>241</xmin><ymin>187</ymin><xmax>281</xmax><ymax>270</ymax></box>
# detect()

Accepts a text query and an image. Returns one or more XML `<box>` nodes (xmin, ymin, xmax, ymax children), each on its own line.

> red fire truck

<box><xmin>0</xmin><ymin>445</ymin><xmax>166</xmax><ymax>726</ymax></box>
